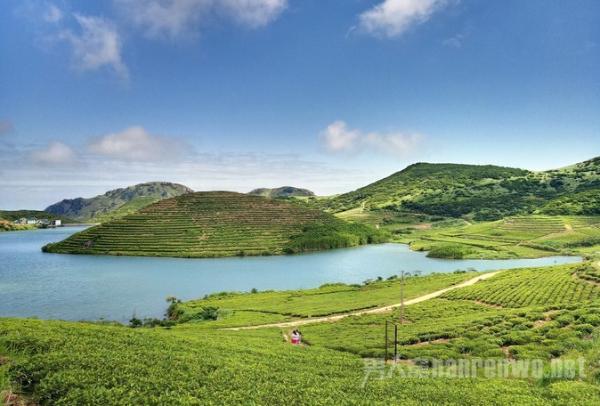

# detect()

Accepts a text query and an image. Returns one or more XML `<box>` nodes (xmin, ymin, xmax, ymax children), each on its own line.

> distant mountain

<box><xmin>45</xmin><ymin>182</ymin><xmax>193</xmax><ymax>222</ymax></box>
<box><xmin>44</xmin><ymin>191</ymin><xmax>384</xmax><ymax>258</ymax></box>
<box><xmin>249</xmin><ymin>186</ymin><xmax>315</xmax><ymax>198</ymax></box>
<box><xmin>324</xmin><ymin>157</ymin><xmax>600</xmax><ymax>220</ymax></box>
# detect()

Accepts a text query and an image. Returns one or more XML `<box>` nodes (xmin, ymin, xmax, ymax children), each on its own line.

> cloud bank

<box><xmin>30</xmin><ymin>142</ymin><xmax>77</xmax><ymax>166</ymax></box>
<box><xmin>322</xmin><ymin>120</ymin><xmax>422</xmax><ymax>156</ymax></box>
<box><xmin>88</xmin><ymin>126</ymin><xmax>189</xmax><ymax>161</ymax></box>
<box><xmin>115</xmin><ymin>0</ymin><xmax>287</xmax><ymax>39</ymax></box>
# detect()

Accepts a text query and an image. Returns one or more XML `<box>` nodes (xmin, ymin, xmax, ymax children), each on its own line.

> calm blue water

<box><xmin>0</xmin><ymin>227</ymin><xmax>582</xmax><ymax>322</ymax></box>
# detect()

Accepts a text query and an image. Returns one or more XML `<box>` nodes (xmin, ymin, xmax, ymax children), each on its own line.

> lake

<box><xmin>0</xmin><ymin>227</ymin><xmax>582</xmax><ymax>322</ymax></box>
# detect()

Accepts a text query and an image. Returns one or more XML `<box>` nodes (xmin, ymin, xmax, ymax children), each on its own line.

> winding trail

<box><xmin>227</xmin><ymin>271</ymin><xmax>502</xmax><ymax>330</ymax></box>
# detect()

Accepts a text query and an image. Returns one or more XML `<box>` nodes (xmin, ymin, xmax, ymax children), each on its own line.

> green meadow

<box><xmin>3</xmin><ymin>262</ymin><xmax>600</xmax><ymax>404</ymax></box>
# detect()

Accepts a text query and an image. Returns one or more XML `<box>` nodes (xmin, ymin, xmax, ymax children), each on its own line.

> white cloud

<box><xmin>359</xmin><ymin>0</ymin><xmax>451</xmax><ymax>38</ymax></box>
<box><xmin>43</xmin><ymin>3</ymin><xmax>63</xmax><ymax>23</ymax></box>
<box><xmin>321</xmin><ymin>120</ymin><xmax>360</xmax><ymax>152</ymax></box>
<box><xmin>30</xmin><ymin>142</ymin><xmax>77</xmax><ymax>166</ymax></box>
<box><xmin>321</xmin><ymin>120</ymin><xmax>422</xmax><ymax>156</ymax></box>
<box><xmin>59</xmin><ymin>14</ymin><xmax>128</xmax><ymax>78</ymax></box>
<box><xmin>88</xmin><ymin>126</ymin><xmax>187</xmax><ymax>161</ymax></box>
<box><xmin>115</xmin><ymin>0</ymin><xmax>286</xmax><ymax>39</ymax></box>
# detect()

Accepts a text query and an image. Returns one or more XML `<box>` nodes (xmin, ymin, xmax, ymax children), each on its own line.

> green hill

<box><xmin>249</xmin><ymin>186</ymin><xmax>315</xmax><ymax>198</ymax></box>
<box><xmin>325</xmin><ymin>157</ymin><xmax>600</xmax><ymax>221</ymax></box>
<box><xmin>0</xmin><ymin>210</ymin><xmax>74</xmax><ymax>224</ymax></box>
<box><xmin>43</xmin><ymin>191</ymin><xmax>385</xmax><ymax>258</ymax></box>
<box><xmin>45</xmin><ymin>182</ymin><xmax>193</xmax><ymax>222</ymax></box>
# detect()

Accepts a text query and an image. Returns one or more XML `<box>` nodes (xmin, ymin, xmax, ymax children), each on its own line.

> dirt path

<box><xmin>226</xmin><ymin>271</ymin><xmax>501</xmax><ymax>330</ymax></box>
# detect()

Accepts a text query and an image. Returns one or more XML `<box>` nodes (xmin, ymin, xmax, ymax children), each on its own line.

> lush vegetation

<box><xmin>176</xmin><ymin>272</ymin><xmax>475</xmax><ymax>326</ymax></box>
<box><xmin>3</xmin><ymin>263</ymin><xmax>600</xmax><ymax>404</ymax></box>
<box><xmin>44</xmin><ymin>182</ymin><xmax>193</xmax><ymax>222</ymax></box>
<box><xmin>324</xmin><ymin>157</ymin><xmax>600</xmax><ymax>221</ymax></box>
<box><xmin>43</xmin><ymin>191</ymin><xmax>385</xmax><ymax>258</ymax></box>
<box><xmin>396</xmin><ymin>215</ymin><xmax>600</xmax><ymax>259</ymax></box>
<box><xmin>442</xmin><ymin>264</ymin><xmax>599</xmax><ymax>307</ymax></box>
<box><xmin>4</xmin><ymin>317</ymin><xmax>597</xmax><ymax>405</ymax></box>
<box><xmin>248</xmin><ymin>186</ymin><xmax>315</xmax><ymax>198</ymax></box>
<box><xmin>540</xmin><ymin>189</ymin><xmax>600</xmax><ymax>215</ymax></box>
<box><xmin>0</xmin><ymin>220</ymin><xmax>34</xmax><ymax>232</ymax></box>
<box><xmin>0</xmin><ymin>210</ymin><xmax>73</xmax><ymax>224</ymax></box>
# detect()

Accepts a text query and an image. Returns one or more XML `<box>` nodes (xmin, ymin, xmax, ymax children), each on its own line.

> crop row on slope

<box><xmin>176</xmin><ymin>272</ymin><xmax>476</xmax><ymax>326</ymax></box>
<box><xmin>441</xmin><ymin>264</ymin><xmax>599</xmax><ymax>307</ymax></box>
<box><xmin>398</xmin><ymin>215</ymin><xmax>600</xmax><ymax>259</ymax></box>
<box><xmin>1</xmin><ymin>318</ymin><xmax>598</xmax><ymax>405</ymax></box>
<box><xmin>43</xmin><ymin>192</ymin><xmax>385</xmax><ymax>258</ymax></box>
<box><xmin>45</xmin><ymin>182</ymin><xmax>193</xmax><ymax>222</ymax></box>
<box><xmin>300</xmin><ymin>296</ymin><xmax>600</xmax><ymax>367</ymax></box>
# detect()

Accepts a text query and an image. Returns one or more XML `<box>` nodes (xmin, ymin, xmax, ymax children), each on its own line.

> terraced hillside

<box><xmin>45</xmin><ymin>182</ymin><xmax>193</xmax><ymax>222</ymax></box>
<box><xmin>43</xmin><ymin>192</ymin><xmax>384</xmax><ymax>258</ymax></box>
<box><xmin>397</xmin><ymin>215</ymin><xmax>600</xmax><ymax>259</ymax></box>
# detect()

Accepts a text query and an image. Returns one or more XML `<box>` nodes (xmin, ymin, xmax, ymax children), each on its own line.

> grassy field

<box><xmin>43</xmin><ymin>192</ymin><xmax>386</xmax><ymax>258</ymax></box>
<box><xmin>2</xmin><ymin>262</ymin><xmax>600</xmax><ymax>404</ymax></box>
<box><xmin>392</xmin><ymin>215</ymin><xmax>600</xmax><ymax>259</ymax></box>
<box><xmin>176</xmin><ymin>272</ymin><xmax>477</xmax><ymax>327</ymax></box>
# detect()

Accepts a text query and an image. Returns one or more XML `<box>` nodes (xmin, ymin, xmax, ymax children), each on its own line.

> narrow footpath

<box><xmin>227</xmin><ymin>271</ymin><xmax>502</xmax><ymax>330</ymax></box>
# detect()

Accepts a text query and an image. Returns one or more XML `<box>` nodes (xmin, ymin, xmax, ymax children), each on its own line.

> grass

<box><xmin>442</xmin><ymin>264</ymin><xmax>600</xmax><ymax>307</ymax></box>
<box><xmin>1</xmin><ymin>315</ymin><xmax>599</xmax><ymax>405</ymax></box>
<box><xmin>92</xmin><ymin>196</ymin><xmax>160</xmax><ymax>223</ymax></box>
<box><xmin>395</xmin><ymin>215</ymin><xmax>600</xmax><ymax>259</ymax></box>
<box><xmin>43</xmin><ymin>191</ymin><xmax>386</xmax><ymax>258</ymax></box>
<box><xmin>175</xmin><ymin>272</ymin><xmax>477</xmax><ymax>326</ymax></box>
<box><xmin>3</xmin><ymin>263</ymin><xmax>600</xmax><ymax>403</ymax></box>
<box><xmin>322</xmin><ymin>157</ymin><xmax>600</xmax><ymax>220</ymax></box>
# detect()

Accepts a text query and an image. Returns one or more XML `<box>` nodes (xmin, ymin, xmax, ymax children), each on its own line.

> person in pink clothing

<box><xmin>290</xmin><ymin>329</ymin><xmax>302</xmax><ymax>345</ymax></box>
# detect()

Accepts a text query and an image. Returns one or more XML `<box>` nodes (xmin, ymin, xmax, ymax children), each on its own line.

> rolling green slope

<box><xmin>3</xmin><ymin>317</ymin><xmax>595</xmax><ymax>405</ymax></box>
<box><xmin>397</xmin><ymin>215</ymin><xmax>600</xmax><ymax>259</ymax></box>
<box><xmin>43</xmin><ymin>191</ymin><xmax>385</xmax><ymax>258</ymax></box>
<box><xmin>326</xmin><ymin>157</ymin><xmax>600</xmax><ymax>221</ymax></box>
<box><xmin>45</xmin><ymin>182</ymin><xmax>193</xmax><ymax>222</ymax></box>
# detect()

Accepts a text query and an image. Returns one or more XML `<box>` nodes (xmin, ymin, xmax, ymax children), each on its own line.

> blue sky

<box><xmin>1</xmin><ymin>0</ymin><xmax>599</xmax><ymax>209</ymax></box>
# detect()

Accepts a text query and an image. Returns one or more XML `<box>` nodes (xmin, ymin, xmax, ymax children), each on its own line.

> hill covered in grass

<box><xmin>249</xmin><ymin>186</ymin><xmax>315</xmax><ymax>198</ymax></box>
<box><xmin>43</xmin><ymin>191</ymin><xmax>385</xmax><ymax>258</ymax></box>
<box><xmin>45</xmin><ymin>182</ymin><xmax>193</xmax><ymax>222</ymax></box>
<box><xmin>325</xmin><ymin>157</ymin><xmax>600</xmax><ymax>221</ymax></box>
